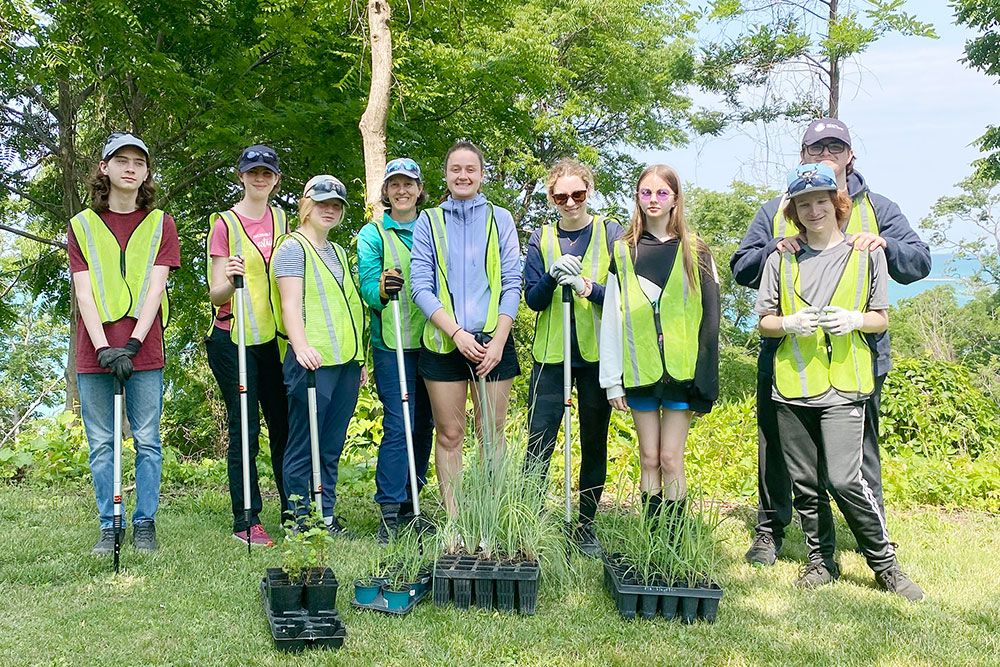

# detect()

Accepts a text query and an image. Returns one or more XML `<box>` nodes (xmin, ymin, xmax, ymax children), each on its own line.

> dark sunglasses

<box><xmin>307</xmin><ymin>179</ymin><xmax>347</xmax><ymax>199</ymax></box>
<box><xmin>552</xmin><ymin>189</ymin><xmax>587</xmax><ymax>206</ymax></box>
<box><xmin>804</xmin><ymin>140</ymin><xmax>848</xmax><ymax>156</ymax></box>
<box><xmin>787</xmin><ymin>170</ymin><xmax>837</xmax><ymax>196</ymax></box>
<box><xmin>243</xmin><ymin>149</ymin><xmax>279</xmax><ymax>166</ymax></box>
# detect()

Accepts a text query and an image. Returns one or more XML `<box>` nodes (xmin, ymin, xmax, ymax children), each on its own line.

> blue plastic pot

<box><xmin>383</xmin><ymin>586</ymin><xmax>413</xmax><ymax>611</ymax></box>
<box><xmin>354</xmin><ymin>578</ymin><xmax>381</xmax><ymax>605</ymax></box>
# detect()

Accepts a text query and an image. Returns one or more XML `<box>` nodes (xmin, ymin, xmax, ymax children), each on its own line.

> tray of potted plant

<box><xmin>353</xmin><ymin>524</ymin><xmax>434</xmax><ymax>615</ymax></box>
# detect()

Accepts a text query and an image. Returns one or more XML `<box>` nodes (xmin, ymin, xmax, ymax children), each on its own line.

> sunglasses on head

<box><xmin>243</xmin><ymin>149</ymin><xmax>279</xmax><ymax>166</ymax></box>
<box><xmin>552</xmin><ymin>189</ymin><xmax>587</xmax><ymax>206</ymax></box>
<box><xmin>788</xmin><ymin>170</ymin><xmax>837</xmax><ymax>196</ymax></box>
<box><xmin>804</xmin><ymin>140</ymin><xmax>847</xmax><ymax>156</ymax></box>
<box><xmin>638</xmin><ymin>188</ymin><xmax>674</xmax><ymax>203</ymax></box>
<box><xmin>307</xmin><ymin>179</ymin><xmax>347</xmax><ymax>199</ymax></box>
<box><xmin>386</xmin><ymin>158</ymin><xmax>419</xmax><ymax>174</ymax></box>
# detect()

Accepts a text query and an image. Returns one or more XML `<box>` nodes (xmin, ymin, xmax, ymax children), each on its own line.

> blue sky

<box><xmin>644</xmin><ymin>1</ymin><xmax>997</xmax><ymax>249</ymax></box>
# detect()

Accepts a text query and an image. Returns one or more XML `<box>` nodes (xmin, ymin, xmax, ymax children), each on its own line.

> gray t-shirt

<box><xmin>756</xmin><ymin>236</ymin><xmax>888</xmax><ymax>406</ymax></box>
<box><xmin>273</xmin><ymin>236</ymin><xmax>345</xmax><ymax>284</ymax></box>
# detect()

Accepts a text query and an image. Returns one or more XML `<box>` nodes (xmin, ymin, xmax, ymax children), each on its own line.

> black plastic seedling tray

<box><xmin>603</xmin><ymin>555</ymin><xmax>722</xmax><ymax>623</ymax></box>
<box><xmin>433</xmin><ymin>554</ymin><xmax>540</xmax><ymax>614</ymax></box>
<box><xmin>352</xmin><ymin>572</ymin><xmax>432</xmax><ymax>615</ymax></box>
<box><xmin>260</xmin><ymin>579</ymin><xmax>346</xmax><ymax>652</ymax></box>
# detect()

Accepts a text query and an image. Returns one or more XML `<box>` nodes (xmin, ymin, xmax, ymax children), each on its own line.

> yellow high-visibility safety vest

<box><xmin>532</xmin><ymin>217</ymin><xmax>611</xmax><ymax>364</ymax></box>
<box><xmin>69</xmin><ymin>208</ymin><xmax>170</xmax><ymax>325</ymax></box>
<box><xmin>613</xmin><ymin>238</ymin><xmax>702</xmax><ymax>389</ymax></box>
<box><xmin>773</xmin><ymin>192</ymin><xmax>879</xmax><ymax>238</ymax></box>
<box><xmin>421</xmin><ymin>205</ymin><xmax>501</xmax><ymax>354</ymax></box>
<box><xmin>374</xmin><ymin>220</ymin><xmax>426</xmax><ymax>350</ymax></box>
<box><xmin>205</xmin><ymin>206</ymin><xmax>287</xmax><ymax>345</ymax></box>
<box><xmin>774</xmin><ymin>248</ymin><xmax>876</xmax><ymax>400</ymax></box>
<box><xmin>269</xmin><ymin>232</ymin><xmax>364</xmax><ymax>366</ymax></box>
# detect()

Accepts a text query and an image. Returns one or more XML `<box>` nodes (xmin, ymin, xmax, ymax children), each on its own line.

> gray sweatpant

<box><xmin>776</xmin><ymin>401</ymin><xmax>895</xmax><ymax>573</ymax></box>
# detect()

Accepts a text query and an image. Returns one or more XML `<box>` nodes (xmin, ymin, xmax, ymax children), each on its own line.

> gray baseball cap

<box><xmin>303</xmin><ymin>175</ymin><xmax>348</xmax><ymax>204</ymax></box>
<box><xmin>102</xmin><ymin>132</ymin><xmax>149</xmax><ymax>160</ymax></box>
<box><xmin>801</xmin><ymin>118</ymin><xmax>852</xmax><ymax>148</ymax></box>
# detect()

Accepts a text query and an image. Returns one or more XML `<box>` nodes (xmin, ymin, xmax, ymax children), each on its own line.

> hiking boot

<box><xmin>745</xmin><ymin>532</ymin><xmax>782</xmax><ymax>566</ymax></box>
<box><xmin>92</xmin><ymin>528</ymin><xmax>116</xmax><ymax>556</ymax></box>
<box><xmin>795</xmin><ymin>560</ymin><xmax>839</xmax><ymax>589</ymax></box>
<box><xmin>133</xmin><ymin>522</ymin><xmax>158</xmax><ymax>552</ymax></box>
<box><xmin>233</xmin><ymin>524</ymin><xmax>274</xmax><ymax>547</ymax></box>
<box><xmin>574</xmin><ymin>522</ymin><xmax>602</xmax><ymax>558</ymax></box>
<box><xmin>377</xmin><ymin>504</ymin><xmax>400</xmax><ymax>545</ymax></box>
<box><xmin>876</xmin><ymin>565</ymin><xmax>925</xmax><ymax>602</ymax></box>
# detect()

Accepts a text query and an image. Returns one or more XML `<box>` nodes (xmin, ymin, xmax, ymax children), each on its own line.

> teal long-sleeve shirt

<box><xmin>356</xmin><ymin>211</ymin><xmax>419</xmax><ymax>350</ymax></box>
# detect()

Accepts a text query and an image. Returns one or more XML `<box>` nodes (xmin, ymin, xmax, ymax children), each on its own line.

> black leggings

<box><xmin>524</xmin><ymin>362</ymin><xmax>611</xmax><ymax>524</ymax></box>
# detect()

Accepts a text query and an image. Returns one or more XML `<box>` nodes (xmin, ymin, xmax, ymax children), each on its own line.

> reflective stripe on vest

<box><xmin>774</xmin><ymin>248</ymin><xmax>876</xmax><ymax>400</ymax></box>
<box><xmin>531</xmin><ymin>217</ymin><xmax>611</xmax><ymax>364</ymax></box>
<box><xmin>205</xmin><ymin>206</ymin><xmax>287</xmax><ymax>345</ymax></box>
<box><xmin>421</xmin><ymin>205</ymin><xmax>501</xmax><ymax>354</ymax></box>
<box><xmin>375</xmin><ymin>220</ymin><xmax>426</xmax><ymax>350</ymax></box>
<box><xmin>70</xmin><ymin>208</ymin><xmax>169</xmax><ymax>325</ymax></box>
<box><xmin>613</xmin><ymin>238</ymin><xmax>702</xmax><ymax>389</ymax></box>
<box><xmin>270</xmin><ymin>233</ymin><xmax>364</xmax><ymax>366</ymax></box>
<box><xmin>773</xmin><ymin>192</ymin><xmax>879</xmax><ymax>238</ymax></box>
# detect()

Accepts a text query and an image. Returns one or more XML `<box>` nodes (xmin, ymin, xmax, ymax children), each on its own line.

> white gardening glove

<box><xmin>818</xmin><ymin>306</ymin><xmax>865</xmax><ymax>336</ymax></box>
<box><xmin>549</xmin><ymin>253</ymin><xmax>583</xmax><ymax>279</ymax></box>
<box><xmin>782</xmin><ymin>306</ymin><xmax>821</xmax><ymax>336</ymax></box>
<box><xmin>557</xmin><ymin>273</ymin><xmax>587</xmax><ymax>296</ymax></box>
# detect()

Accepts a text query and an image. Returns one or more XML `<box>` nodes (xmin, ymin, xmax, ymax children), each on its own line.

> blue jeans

<box><xmin>78</xmin><ymin>370</ymin><xmax>164</xmax><ymax>529</ymax></box>
<box><xmin>372</xmin><ymin>347</ymin><xmax>434</xmax><ymax>505</ymax></box>
<box><xmin>282</xmin><ymin>357</ymin><xmax>361</xmax><ymax>518</ymax></box>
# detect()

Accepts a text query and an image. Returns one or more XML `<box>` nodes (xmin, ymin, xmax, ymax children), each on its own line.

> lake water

<box><xmin>888</xmin><ymin>253</ymin><xmax>980</xmax><ymax>305</ymax></box>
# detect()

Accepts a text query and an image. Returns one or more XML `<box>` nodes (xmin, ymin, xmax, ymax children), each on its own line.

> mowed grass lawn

<box><xmin>1</xmin><ymin>484</ymin><xmax>998</xmax><ymax>667</ymax></box>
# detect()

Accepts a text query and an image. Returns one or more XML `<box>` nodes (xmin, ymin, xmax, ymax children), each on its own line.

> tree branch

<box><xmin>0</xmin><ymin>181</ymin><xmax>62</xmax><ymax>215</ymax></box>
<box><xmin>0</xmin><ymin>222</ymin><xmax>66</xmax><ymax>249</ymax></box>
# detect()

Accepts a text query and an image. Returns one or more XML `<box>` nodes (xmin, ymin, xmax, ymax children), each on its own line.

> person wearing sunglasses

<box><xmin>755</xmin><ymin>163</ymin><xmax>923</xmax><ymax>601</ymax></box>
<box><xmin>731</xmin><ymin>118</ymin><xmax>931</xmax><ymax>568</ymax></box>
<box><xmin>599</xmin><ymin>164</ymin><xmax>720</xmax><ymax>528</ymax></box>
<box><xmin>68</xmin><ymin>132</ymin><xmax>180</xmax><ymax>554</ymax></box>
<box><xmin>269</xmin><ymin>175</ymin><xmax>365</xmax><ymax>535</ymax></box>
<box><xmin>521</xmin><ymin>158</ymin><xmax>624</xmax><ymax>555</ymax></box>
<box><xmin>205</xmin><ymin>144</ymin><xmax>289</xmax><ymax>547</ymax></box>
<box><xmin>356</xmin><ymin>157</ymin><xmax>435</xmax><ymax>542</ymax></box>
<box><xmin>410</xmin><ymin>141</ymin><xmax>523</xmax><ymax>517</ymax></box>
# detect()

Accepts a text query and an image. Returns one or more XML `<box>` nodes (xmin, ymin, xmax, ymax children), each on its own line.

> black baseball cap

<box><xmin>238</xmin><ymin>145</ymin><xmax>281</xmax><ymax>174</ymax></box>
<box><xmin>801</xmin><ymin>118</ymin><xmax>852</xmax><ymax>148</ymax></box>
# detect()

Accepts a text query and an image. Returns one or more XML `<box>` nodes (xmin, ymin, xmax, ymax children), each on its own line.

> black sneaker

<box><xmin>876</xmin><ymin>565</ymin><xmax>925</xmax><ymax>602</ymax></box>
<box><xmin>327</xmin><ymin>516</ymin><xmax>352</xmax><ymax>537</ymax></box>
<box><xmin>745</xmin><ymin>532</ymin><xmax>782</xmax><ymax>566</ymax></box>
<box><xmin>133</xmin><ymin>522</ymin><xmax>158</xmax><ymax>552</ymax></box>
<box><xmin>574</xmin><ymin>523</ymin><xmax>602</xmax><ymax>558</ymax></box>
<box><xmin>795</xmin><ymin>561</ymin><xmax>839</xmax><ymax>589</ymax></box>
<box><xmin>377</xmin><ymin>504</ymin><xmax>400</xmax><ymax>545</ymax></box>
<box><xmin>92</xmin><ymin>528</ymin><xmax>116</xmax><ymax>556</ymax></box>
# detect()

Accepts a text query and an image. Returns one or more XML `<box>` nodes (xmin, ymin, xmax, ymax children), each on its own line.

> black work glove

<box><xmin>110</xmin><ymin>355</ymin><xmax>134</xmax><ymax>383</ymax></box>
<box><xmin>124</xmin><ymin>337</ymin><xmax>142</xmax><ymax>358</ymax></box>
<box><xmin>96</xmin><ymin>347</ymin><xmax>129</xmax><ymax>369</ymax></box>
<box><xmin>379</xmin><ymin>269</ymin><xmax>405</xmax><ymax>301</ymax></box>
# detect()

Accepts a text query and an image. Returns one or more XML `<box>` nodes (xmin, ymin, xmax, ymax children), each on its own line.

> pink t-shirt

<box><xmin>209</xmin><ymin>208</ymin><xmax>275</xmax><ymax>330</ymax></box>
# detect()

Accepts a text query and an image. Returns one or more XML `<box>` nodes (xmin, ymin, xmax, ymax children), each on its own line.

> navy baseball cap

<box><xmin>787</xmin><ymin>163</ymin><xmax>838</xmax><ymax>198</ymax></box>
<box><xmin>801</xmin><ymin>118</ymin><xmax>851</xmax><ymax>148</ymax></box>
<box><xmin>102</xmin><ymin>132</ymin><xmax>149</xmax><ymax>160</ymax></box>
<box><xmin>238</xmin><ymin>145</ymin><xmax>280</xmax><ymax>174</ymax></box>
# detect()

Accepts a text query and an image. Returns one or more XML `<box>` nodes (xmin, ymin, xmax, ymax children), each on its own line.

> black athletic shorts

<box><xmin>418</xmin><ymin>335</ymin><xmax>520</xmax><ymax>382</ymax></box>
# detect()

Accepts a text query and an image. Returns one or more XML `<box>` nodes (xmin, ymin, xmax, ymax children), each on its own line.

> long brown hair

<box><xmin>86</xmin><ymin>164</ymin><xmax>157</xmax><ymax>213</ymax></box>
<box><xmin>624</xmin><ymin>164</ymin><xmax>706</xmax><ymax>290</ymax></box>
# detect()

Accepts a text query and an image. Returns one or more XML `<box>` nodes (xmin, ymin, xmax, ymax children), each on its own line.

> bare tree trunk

<box><xmin>58</xmin><ymin>78</ymin><xmax>84</xmax><ymax>412</ymax></box>
<box><xmin>359</xmin><ymin>0</ymin><xmax>393</xmax><ymax>218</ymax></box>
<box><xmin>828</xmin><ymin>0</ymin><xmax>839</xmax><ymax>118</ymax></box>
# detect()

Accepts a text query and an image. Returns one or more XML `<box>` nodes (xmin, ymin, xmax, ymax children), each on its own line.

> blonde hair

<box><xmin>296</xmin><ymin>196</ymin><xmax>342</xmax><ymax>233</ymax></box>
<box><xmin>544</xmin><ymin>158</ymin><xmax>594</xmax><ymax>205</ymax></box>
<box><xmin>624</xmin><ymin>163</ymin><xmax>706</xmax><ymax>290</ymax></box>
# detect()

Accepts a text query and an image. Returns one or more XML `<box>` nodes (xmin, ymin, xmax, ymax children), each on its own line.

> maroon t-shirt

<box><xmin>68</xmin><ymin>209</ymin><xmax>181</xmax><ymax>373</ymax></box>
